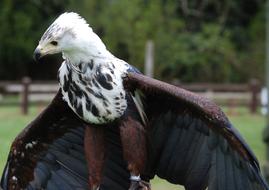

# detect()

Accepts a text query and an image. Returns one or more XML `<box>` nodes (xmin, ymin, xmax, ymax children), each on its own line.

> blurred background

<box><xmin>0</xmin><ymin>0</ymin><xmax>268</xmax><ymax>189</ymax></box>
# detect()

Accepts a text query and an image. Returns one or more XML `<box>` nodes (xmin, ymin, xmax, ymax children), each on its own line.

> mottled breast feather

<box><xmin>58</xmin><ymin>59</ymin><xmax>130</xmax><ymax>124</ymax></box>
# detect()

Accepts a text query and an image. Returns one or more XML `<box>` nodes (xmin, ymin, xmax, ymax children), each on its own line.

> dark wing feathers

<box><xmin>125</xmin><ymin>72</ymin><xmax>258</xmax><ymax>163</ymax></box>
<box><xmin>101</xmin><ymin>127</ymin><xmax>130</xmax><ymax>190</ymax></box>
<box><xmin>1</xmin><ymin>91</ymin><xmax>90</xmax><ymax>190</ymax></box>
<box><xmin>1</xmin><ymin>72</ymin><xmax>269</xmax><ymax>190</ymax></box>
<box><xmin>1</xmin><ymin>91</ymin><xmax>130</xmax><ymax>190</ymax></box>
<box><xmin>125</xmin><ymin>72</ymin><xmax>269</xmax><ymax>190</ymax></box>
<box><xmin>150</xmin><ymin>110</ymin><xmax>267</xmax><ymax>190</ymax></box>
<box><xmin>0</xmin><ymin>162</ymin><xmax>9</xmax><ymax>189</ymax></box>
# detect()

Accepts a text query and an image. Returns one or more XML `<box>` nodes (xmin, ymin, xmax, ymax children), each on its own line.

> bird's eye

<box><xmin>50</xmin><ymin>41</ymin><xmax>58</xmax><ymax>46</ymax></box>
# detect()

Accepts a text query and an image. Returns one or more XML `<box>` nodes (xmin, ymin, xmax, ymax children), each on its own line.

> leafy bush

<box><xmin>0</xmin><ymin>0</ymin><xmax>265</xmax><ymax>83</ymax></box>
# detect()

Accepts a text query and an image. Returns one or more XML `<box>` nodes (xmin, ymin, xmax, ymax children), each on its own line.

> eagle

<box><xmin>1</xmin><ymin>12</ymin><xmax>269</xmax><ymax>190</ymax></box>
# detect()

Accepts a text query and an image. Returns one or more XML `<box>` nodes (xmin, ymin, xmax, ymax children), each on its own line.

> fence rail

<box><xmin>0</xmin><ymin>78</ymin><xmax>261</xmax><ymax>115</ymax></box>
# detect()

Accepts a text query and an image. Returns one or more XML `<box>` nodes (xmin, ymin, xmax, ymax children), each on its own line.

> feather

<box><xmin>2</xmin><ymin>70</ymin><xmax>269</xmax><ymax>190</ymax></box>
<box><xmin>124</xmin><ymin>72</ymin><xmax>269</xmax><ymax>190</ymax></box>
<box><xmin>131</xmin><ymin>90</ymin><xmax>147</xmax><ymax>125</ymax></box>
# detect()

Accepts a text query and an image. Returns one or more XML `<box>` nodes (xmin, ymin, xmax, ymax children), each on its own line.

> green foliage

<box><xmin>0</xmin><ymin>0</ymin><xmax>266</xmax><ymax>82</ymax></box>
<box><xmin>77</xmin><ymin>0</ymin><xmax>264</xmax><ymax>82</ymax></box>
<box><xmin>154</xmin><ymin>23</ymin><xmax>237</xmax><ymax>82</ymax></box>
<box><xmin>0</xmin><ymin>0</ymin><xmax>75</xmax><ymax>80</ymax></box>
<box><xmin>241</xmin><ymin>8</ymin><xmax>266</xmax><ymax>82</ymax></box>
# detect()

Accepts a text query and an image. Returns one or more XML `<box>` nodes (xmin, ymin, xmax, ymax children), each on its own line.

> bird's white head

<box><xmin>34</xmin><ymin>12</ymin><xmax>109</xmax><ymax>63</ymax></box>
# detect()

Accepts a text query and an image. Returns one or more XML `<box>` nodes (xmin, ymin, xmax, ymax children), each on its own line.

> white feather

<box><xmin>132</xmin><ymin>91</ymin><xmax>147</xmax><ymax>125</ymax></box>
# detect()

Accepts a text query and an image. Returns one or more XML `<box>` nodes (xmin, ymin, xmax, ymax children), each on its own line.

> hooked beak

<box><xmin>33</xmin><ymin>47</ymin><xmax>42</xmax><ymax>62</ymax></box>
<box><xmin>33</xmin><ymin>45</ymin><xmax>60</xmax><ymax>62</ymax></box>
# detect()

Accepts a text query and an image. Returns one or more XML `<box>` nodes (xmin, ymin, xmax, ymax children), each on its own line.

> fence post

<box><xmin>249</xmin><ymin>79</ymin><xmax>260</xmax><ymax>114</ymax></box>
<box><xmin>144</xmin><ymin>40</ymin><xmax>154</xmax><ymax>77</ymax></box>
<box><xmin>21</xmin><ymin>77</ymin><xmax>31</xmax><ymax>115</ymax></box>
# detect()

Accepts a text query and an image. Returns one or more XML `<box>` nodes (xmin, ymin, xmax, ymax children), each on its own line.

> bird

<box><xmin>1</xmin><ymin>12</ymin><xmax>269</xmax><ymax>190</ymax></box>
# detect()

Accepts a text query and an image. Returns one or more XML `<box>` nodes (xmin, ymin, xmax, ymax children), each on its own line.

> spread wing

<box><xmin>125</xmin><ymin>72</ymin><xmax>269</xmax><ymax>190</ymax></box>
<box><xmin>2</xmin><ymin>74</ymin><xmax>269</xmax><ymax>190</ymax></box>
<box><xmin>0</xmin><ymin>91</ymin><xmax>130</xmax><ymax>190</ymax></box>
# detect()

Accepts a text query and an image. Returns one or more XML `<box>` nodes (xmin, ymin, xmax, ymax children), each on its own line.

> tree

<box><xmin>0</xmin><ymin>0</ymin><xmax>76</xmax><ymax>80</ymax></box>
<box><xmin>0</xmin><ymin>0</ymin><xmax>265</xmax><ymax>82</ymax></box>
<box><xmin>75</xmin><ymin>0</ymin><xmax>264</xmax><ymax>82</ymax></box>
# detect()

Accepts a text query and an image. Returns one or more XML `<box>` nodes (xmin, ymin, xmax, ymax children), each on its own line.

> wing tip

<box><xmin>0</xmin><ymin>161</ymin><xmax>10</xmax><ymax>190</ymax></box>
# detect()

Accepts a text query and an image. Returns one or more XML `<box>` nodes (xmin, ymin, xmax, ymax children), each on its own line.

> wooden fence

<box><xmin>0</xmin><ymin>77</ymin><xmax>261</xmax><ymax>115</ymax></box>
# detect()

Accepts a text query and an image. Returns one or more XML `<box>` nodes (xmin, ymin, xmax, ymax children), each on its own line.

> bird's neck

<box><xmin>62</xmin><ymin>30</ymin><xmax>114</xmax><ymax>65</ymax></box>
<box><xmin>63</xmin><ymin>48</ymin><xmax>113</xmax><ymax>65</ymax></box>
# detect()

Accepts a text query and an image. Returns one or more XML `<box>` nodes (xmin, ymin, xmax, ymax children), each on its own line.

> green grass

<box><xmin>0</xmin><ymin>105</ymin><xmax>267</xmax><ymax>189</ymax></box>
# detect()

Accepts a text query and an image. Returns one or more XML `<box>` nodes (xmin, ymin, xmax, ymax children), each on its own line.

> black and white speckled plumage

<box><xmin>35</xmin><ymin>12</ymin><xmax>145</xmax><ymax>125</ymax></box>
<box><xmin>58</xmin><ymin>57</ymin><xmax>132</xmax><ymax>124</ymax></box>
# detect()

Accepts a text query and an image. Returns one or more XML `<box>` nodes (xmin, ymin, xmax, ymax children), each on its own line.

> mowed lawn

<box><xmin>0</xmin><ymin>105</ymin><xmax>267</xmax><ymax>190</ymax></box>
